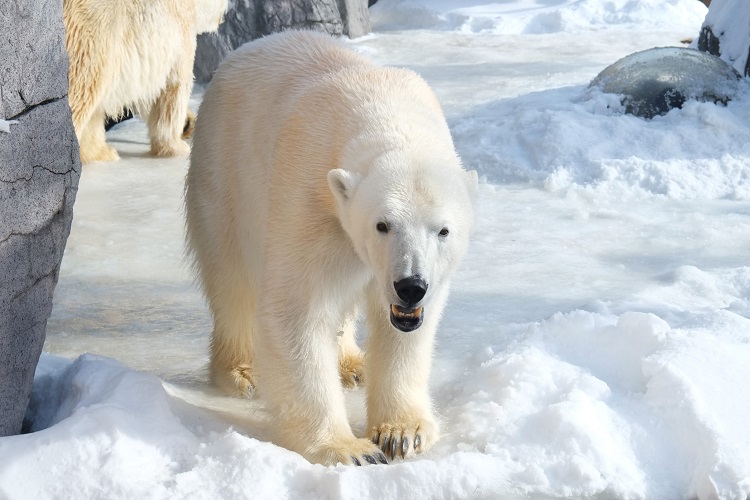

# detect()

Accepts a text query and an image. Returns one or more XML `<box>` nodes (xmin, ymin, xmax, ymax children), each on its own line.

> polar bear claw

<box><xmin>370</xmin><ymin>418</ymin><xmax>438</xmax><ymax>460</ymax></box>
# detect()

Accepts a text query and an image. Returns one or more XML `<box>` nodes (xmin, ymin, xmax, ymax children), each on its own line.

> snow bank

<box><xmin>371</xmin><ymin>0</ymin><xmax>706</xmax><ymax>35</ymax></box>
<box><xmin>433</xmin><ymin>288</ymin><xmax>750</xmax><ymax>499</ymax></box>
<box><xmin>6</xmin><ymin>290</ymin><xmax>749</xmax><ymax>499</ymax></box>
<box><xmin>451</xmin><ymin>82</ymin><xmax>750</xmax><ymax>199</ymax></box>
<box><xmin>692</xmin><ymin>0</ymin><xmax>750</xmax><ymax>75</ymax></box>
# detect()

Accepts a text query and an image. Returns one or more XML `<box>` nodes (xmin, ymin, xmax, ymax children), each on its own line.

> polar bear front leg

<box><xmin>254</xmin><ymin>296</ymin><xmax>385</xmax><ymax>466</ymax></box>
<box><xmin>364</xmin><ymin>281</ymin><xmax>445</xmax><ymax>460</ymax></box>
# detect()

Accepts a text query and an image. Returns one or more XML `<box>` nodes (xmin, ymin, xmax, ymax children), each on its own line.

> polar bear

<box><xmin>63</xmin><ymin>0</ymin><xmax>227</xmax><ymax>163</ymax></box>
<box><xmin>185</xmin><ymin>31</ymin><xmax>477</xmax><ymax>466</ymax></box>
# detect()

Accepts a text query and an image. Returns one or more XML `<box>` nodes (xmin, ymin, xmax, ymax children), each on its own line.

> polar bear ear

<box><xmin>328</xmin><ymin>169</ymin><xmax>361</xmax><ymax>206</ymax></box>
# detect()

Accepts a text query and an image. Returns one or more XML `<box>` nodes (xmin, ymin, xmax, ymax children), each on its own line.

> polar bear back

<box><xmin>191</xmin><ymin>31</ymin><xmax>456</xmax><ymax>195</ymax></box>
<box><xmin>187</xmin><ymin>31</ymin><xmax>462</xmax><ymax>284</ymax></box>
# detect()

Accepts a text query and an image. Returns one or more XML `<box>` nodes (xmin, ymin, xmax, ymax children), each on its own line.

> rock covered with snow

<box><xmin>589</xmin><ymin>47</ymin><xmax>741</xmax><ymax>118</ymax></box>
<box><xmin>0</xmin><ymin>1</ymin><xmax>80</xmax><ymax>436</ymax></box>
<box><xmin>194</xmin><ymin>0</ymin><xmax>371</xmax><ymax>83</ymax></box>
<box><xmin>694</xmin><ymin>0</ymin><xmax>750</xmax><ymax>76</ymax></box>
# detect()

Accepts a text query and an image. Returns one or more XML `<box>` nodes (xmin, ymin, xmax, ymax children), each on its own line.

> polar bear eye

<box><xmin>439</xmin><ymin>227</ymin><xmax>449</xmax><ymax>237</ymax></box>
<box><xmin>376</xmin><ymin>222</ymin><xmax>389</xmax><ymax>234</ymax></box>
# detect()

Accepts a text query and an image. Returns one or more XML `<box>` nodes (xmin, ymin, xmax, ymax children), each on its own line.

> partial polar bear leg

<box><xmin>146</xmin><ymin>50</ymin><xmax>192</xmax><ymax>157</ymax></box>
<box><xmin>77</xmin><ymin>108</ymin><xmax>120</xmax><ymax>163</ymax></box>
<box><xmin>65</xmin><ymin>6</ymin><xmax>119</xmax><ymax>164</ymax></box>
<box><xmin>182</xmin><ymin>108</ymin><xmax>197</xmax><ymax>139</ymax></box>
<box><xmin>66</xmin><ymin>45</ymin><xmax>118</xmax><ymax>162</ymax></box>
<box><xmin>364</xmin><ymin>280</ymin><xmax>443</xmax><ymax>460</ymax></box>
<box><xmin>254</xmin><ymin>289</ymin><xmax>386</xmax><ymax>466</ymax></box>
<box><xmin>338</xmin><ymin>306</ymin><xmax>364</xmax><ymax>389</ymax></box>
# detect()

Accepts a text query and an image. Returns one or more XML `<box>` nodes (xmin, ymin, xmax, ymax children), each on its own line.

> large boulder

<box><xmin>194</xmin><ymin>0</ymin><xmax>371</xmax><ymax>84</ymax></box>
<box><xmin>694</xmin><ymin>0</ymin><xmax>750</xmax><ymax>76</ymax></box>
<box><xmin>589</xmin><ymin>47</ymin><xmax>741</xmax><ymax>119</ymax></box>
<box><xmin>0</xmin><ymin>1</ymin><xmax>81</xmax><ymax>435</ymax></box>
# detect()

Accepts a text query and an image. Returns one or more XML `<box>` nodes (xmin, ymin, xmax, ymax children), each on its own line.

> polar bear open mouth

<box><xmin>390</xmin><ymin>305</ymin><xmax>424</xmax><ymax>332</ymax></box>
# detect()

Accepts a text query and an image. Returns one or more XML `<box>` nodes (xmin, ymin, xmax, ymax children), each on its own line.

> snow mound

<box><xmin>436</xmin><ymin>307</ymin><xmax>750</xmax><ymax>498</ymax></box>
<box><xmin>6</xmin><ymin>302</ymin><xmax>750</xmax><ymax>499</ymax></box>
<box><xmin>371</xmin><ymin>0</ymin><xmax>706</xmax><ymax>35</ymax></box>
<box><xmin>451</xmin><ymin>82</ymin><xmax>750</xmax><ymax>199</ymax></box>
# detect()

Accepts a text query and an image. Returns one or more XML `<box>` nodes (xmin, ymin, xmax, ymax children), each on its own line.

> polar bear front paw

<box><xmin>369</xmin><ymin>418</ymin><xmax>438</xmax><ymax>460</ymax></box>
<box><xmin>310</xmin><ymin>437</ymin><xmax>387</xmax><ymax>466</ymax></box>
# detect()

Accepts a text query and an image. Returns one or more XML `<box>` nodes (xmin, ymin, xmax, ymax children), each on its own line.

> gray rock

<box><xmin>194</xmin><ymin>0</ymin><xmax>370</xmax><ymax>84</ymax></box>
<box><xmin>339</xmin><ymin>0</ymin><xmax>371</xmax><ymax>39</ymax></box>
<box><xmin>0</xmin><ymin>0</ymin><xmax>80</xmax><ymax>436</ymax></box>
<box><xmin>694</xmin><ymin>0</ymin><xmax>750</xmax><ymax>77</ymax></box>
<box><xmin>589</xmin><ymin>47</ymin><xmax>741</xmax><ymax>118</ymax></box>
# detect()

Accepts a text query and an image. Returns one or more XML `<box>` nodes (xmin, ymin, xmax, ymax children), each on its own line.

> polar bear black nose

<box><xmin>394</xmin><ymin>276</ymin><xmax>428</xmax><ymax>306</ymax></box>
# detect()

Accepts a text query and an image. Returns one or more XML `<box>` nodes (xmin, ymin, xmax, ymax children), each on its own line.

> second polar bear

<box><xmin>64</xmin><ymin>0</ymin><xmax>227</xmax><ymax>163</ymax></box>
<box><xmin>185</xmin><ymin>31</ymin><xmax>477</xmax><ymax>466</ymax></box>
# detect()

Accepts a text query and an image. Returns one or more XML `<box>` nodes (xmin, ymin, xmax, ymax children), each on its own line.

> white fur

<box><xmin>185</xmin><ymin>31</ymin><xmax>477</xmax><ymax>466</ymax></box>
<box><xmin>64</xmin><ymin>0</ymin><xmax>227</xmax><ymax>163</ymax></box>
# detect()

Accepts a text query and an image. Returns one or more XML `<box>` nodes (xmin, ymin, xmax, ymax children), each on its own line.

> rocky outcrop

<box><xmin>194</xmin><ymin>0</ymin><xmax>371</xmax><ymax>83</ymax></box>
<box><xmin>695</xmin><ymin>0</ymin><xmax>750</xmax><ymax>76</ymax></box>
<box><xmin>0</xmin><ymin>1</ymin><xmax>81</xmax><ymax>436</ymax></box>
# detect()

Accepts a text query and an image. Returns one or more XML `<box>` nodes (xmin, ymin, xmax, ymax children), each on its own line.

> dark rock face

<box><xmin>194</xmin><ymin>0</ymin><xmax>371</xmax><ymax>83</ymax></box>
<box><xmin>698</xmin><ymin>25</ymin><xmax>721</xmax><ymax>58</ymax></box>
<box><xmin>694</xmin><ymin>0</ymin><xmax>750</xmax><ymax>77</ymax></box>
<box><xmin>0</xmin><ymin>1</ymin><xmax>81</xmax><ymax>436</ymax></box>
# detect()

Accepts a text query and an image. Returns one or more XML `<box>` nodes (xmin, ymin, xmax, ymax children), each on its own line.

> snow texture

<box><xmin>3</xmin><ymin>0</ymin><xmax>750</xmax><ymax>499</ymax></box>
<box><xmin>0</xmin><ymin>120</ymin><xmax>18</xmax><ymax>133</ymax></box>
<box><xmin>692</xmin><ymin>0</ymin><xmax>750</xmax><ymax>76</ymax></box>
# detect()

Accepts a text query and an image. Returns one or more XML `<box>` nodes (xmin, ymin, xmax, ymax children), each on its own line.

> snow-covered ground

<box><xmin>3</xmin><ymin>0</ymin><xmax>750</xmax><ymax>498</ymax></box>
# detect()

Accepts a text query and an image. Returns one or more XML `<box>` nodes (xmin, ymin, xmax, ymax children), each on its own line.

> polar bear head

<box><xmin>329</xmin><ymin>152</ymin><xmax>477</xmax><ymax>333</ymax></box>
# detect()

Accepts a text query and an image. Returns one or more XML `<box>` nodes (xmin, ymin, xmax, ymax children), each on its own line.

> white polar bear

<box><xmin>63</xmin><ymin>0</ymin><xmax>227</xmax><ymax>164</ymax></box>
<box><xmin>185</xmin><ymin>30</ymin><xmax>477</xmax><ymax>466</ymax></box>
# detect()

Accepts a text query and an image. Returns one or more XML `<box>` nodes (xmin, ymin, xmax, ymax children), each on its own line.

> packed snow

<box><xmin>3</xmin><ymin>0</ymin><xmax>750</xmax><ymax>498</ymax></box>
<box><xmin>0</xmin><ymin>119</ymin><xmax>18</xmax><ymax>133</ymax></box>
<box><xmin>694</xmin><ymin>0</ymin><xmax>750</xmax><ymax>74</ymax></box>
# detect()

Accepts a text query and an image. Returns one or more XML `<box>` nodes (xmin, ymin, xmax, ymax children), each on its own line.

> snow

<box><xmin>0</xmin><ymin>119</ymin><xmax>18</xmax><ymax>133</ymax></box>
<box><xmin>692</xmin><ymin>0</ymin><xmax>750</xmax><ymax>75</ymax></box>
<box><xmin>3</xmin><ymin>0</ymin><xmax>750</xmax><ymax>498</ymax></box>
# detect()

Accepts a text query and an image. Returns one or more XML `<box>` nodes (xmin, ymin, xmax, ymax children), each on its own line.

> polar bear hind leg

<box><xmin>78</xmin><ymin>108</ymin><xmax>120</xmax><ymax>163</ymax></box>
<box><xmin>338</xmin><ymin>307</ymin><xmax>364</xmax><ymax>389</ymax></box>
<box><xmin>146</xmin><ymin>57</ymin><xmax>193</xmax><ymax>157</ymax></box>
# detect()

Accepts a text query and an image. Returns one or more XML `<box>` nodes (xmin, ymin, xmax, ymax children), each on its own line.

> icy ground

<box><xmin>2</xmin><ymin>0</ymin><xmax>750</xmax><ymax>498</ymax></box>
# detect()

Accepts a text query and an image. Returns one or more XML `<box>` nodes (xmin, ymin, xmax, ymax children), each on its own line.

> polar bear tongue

<box><xmin>390</xmin><ymin>305</ymin><xmax>424</xmax><ymax>332</ymax></box>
